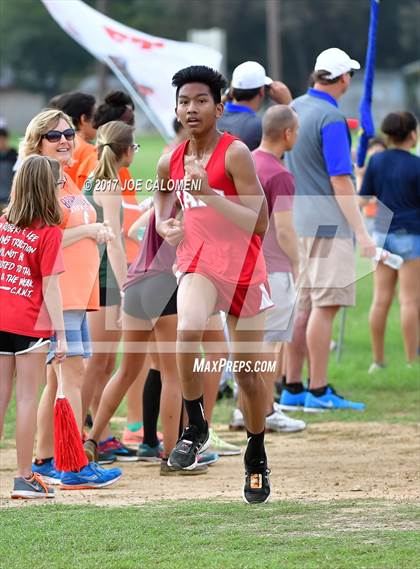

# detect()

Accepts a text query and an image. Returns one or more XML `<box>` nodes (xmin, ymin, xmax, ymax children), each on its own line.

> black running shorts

<box><xmin>123</xmin><ymin>273</ymin><xmax>177</xmax><ymax>320</ymax></box>
<box><xmin>0</xmin><ymin>331</ymin><xmax>50</xmax><ymax>355</ymax></box>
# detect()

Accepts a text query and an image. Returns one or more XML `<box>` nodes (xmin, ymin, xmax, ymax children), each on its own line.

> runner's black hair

<box><xmin>172</xmin><ymin>66</ymin><xmax>227</xmax><ymax>104</ymax></box>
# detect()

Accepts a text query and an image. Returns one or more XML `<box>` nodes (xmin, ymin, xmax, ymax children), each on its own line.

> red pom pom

<box><xmin>54</xmin><ymin>397</ymin><xmax>88</xmax><ymax>472</ymax></box>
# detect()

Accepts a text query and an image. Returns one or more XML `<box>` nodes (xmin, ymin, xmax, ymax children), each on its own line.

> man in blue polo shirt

<box><xmin>218</xmin><ymin>61</ymin><xmax>292</xmax><ymax>150</ymax></box>
<box><xmin>281</xmin><ymin>48</ymin><xmax>376</xmax><ymax>412</ymax></box>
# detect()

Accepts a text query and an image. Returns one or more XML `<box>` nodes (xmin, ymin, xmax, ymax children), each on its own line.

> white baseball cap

<box><xmin>231</xmin><ymin>61</ymin><xmax>273</xmax><ymax>89</ymax></box>
<box><xmin>314</xmin><ymin>48</ymin><xmax>360</xmax><ymax>79</ymax></box>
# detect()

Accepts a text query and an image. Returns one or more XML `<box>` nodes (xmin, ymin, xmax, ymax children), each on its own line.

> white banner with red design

<box><xmin>42</xmin><ymin>0</ymin><xmax>222</xmax><ymax>139</ymax></box>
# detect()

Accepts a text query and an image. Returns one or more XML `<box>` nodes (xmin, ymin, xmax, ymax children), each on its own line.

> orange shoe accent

<box><xmin>59</xmin><ymin>484</ymin><xmax>100</xmax><ymax>490</ymax></box>
<box><xmin>250</xmin><ymin>473</ymin><xmax>263</xmax><ymax>490</ymax></box>
<box><xmin>32</xmin><ymin>472</ymin><xmax>51</xmax><ymax>494</ymax></box>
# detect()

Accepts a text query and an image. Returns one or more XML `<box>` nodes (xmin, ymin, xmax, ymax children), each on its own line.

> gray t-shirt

<box><xmin>217</xmin><ymin>102</ymin><xmax>262</xmax><ymax>150</ymax></box>
<box><xmin>285</xmin><ymin>89</ymin><xmax>354</xmax><ymax>238</ymax></box>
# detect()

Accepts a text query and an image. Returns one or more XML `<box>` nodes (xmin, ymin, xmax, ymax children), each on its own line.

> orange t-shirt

<box><xmin>77</xmin><ymin>155</ymin><xmax>140</xmax><ymax>264</ymax></box>
<box><xmin>64</xmin><ymin>134</ymin><xmax>96</xmax><ymax>185</ymax></box>
<box><xmin>364</xmin><ymin>201</ymin><xmax>377</xmax><ymax>218</ymax></box>
<box><xmin>58</xmin><ymin>175</ymin><xmax>99</xmax><ymax>311</ymax></box>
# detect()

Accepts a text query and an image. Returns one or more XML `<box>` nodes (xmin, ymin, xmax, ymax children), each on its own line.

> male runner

<box><xmin>155</xmin><ymin>65</ymin><xmax>273</xmax><ymax>503</ymax></box>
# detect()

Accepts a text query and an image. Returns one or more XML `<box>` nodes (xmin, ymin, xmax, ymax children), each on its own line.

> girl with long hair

<box><xmin>0</xmin><ymin>155</ymin><xmax>66</xmax><ymax>498</ymax></box>
<box><xmin>81</xmin><ymin>120</ymin><xmax>140</xmax><ymax>461</ymax></box>
<box><xmin>20</xmin><ymin>109</ymin><xmax>121</xmax><ymax>488</ymax></box>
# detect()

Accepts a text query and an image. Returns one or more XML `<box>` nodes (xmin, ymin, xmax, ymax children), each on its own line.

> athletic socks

<box><xmin>184</xmin><ymin>395</ymin><xmax>207</xmax><ymax>433</ymax></box>
<box><xmin>142</xmin><ymin>369</ymin><xmax>162</xmax><ymax>448</ymax></box>
<box><xmin>245</xmin><ymin>430</ymin><xmax>266</xmax><ymax>467</ymax></box>
<box><xmin>127</xmin><ymin>421</ymin><xmax>143</xmax><ymax>432</ymax></box>
<box><xmin>285</xmin><ymin>382</ymin><xmax>305</xmax><ymax>394</ymax></box>
<box><xmin>309</xmin><ymin>385</ymin><xmax>328</xmax><ymax>397</ymax></box>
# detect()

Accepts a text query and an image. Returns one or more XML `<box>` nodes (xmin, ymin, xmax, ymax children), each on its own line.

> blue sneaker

<box><xmin>60</xmin><ymin>462</ymin><xmax>122</xmax><ymax>489</ymax></box>
<box><xmin>304</xmin><ymin>386</ymin><xmax>365</xmax><ymax>413</ymax></box>
<box><xmin>32</xmin><ymin>459</ymin><xmax>62</xmax><ymax>485</ymax></box>
<box><xmin>278</xmin><ymin>388</ymin><xmax>307</xmax><ymax>411</ymax></box>
<box><xmin>197</xmin><ymin>452</ymin><xmax>219</xmax><ymax>466</ymax></box>
<box><xmin>137</xmin><ymin>442</ymin><xmax>164</xmax><ymax>462</ymax></box>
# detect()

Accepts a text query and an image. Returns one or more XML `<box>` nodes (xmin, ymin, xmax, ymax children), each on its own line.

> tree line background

<box><xmin>1</xmin><ymin>0</ymin><xmax>419</xmax><ymax>98</ymax></box>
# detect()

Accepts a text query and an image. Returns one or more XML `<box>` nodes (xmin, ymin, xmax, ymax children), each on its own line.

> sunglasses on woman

<box><xmin>42</xmin><ymin>128</ymin><xmax>76</xmax><ymax>143</ymax></box>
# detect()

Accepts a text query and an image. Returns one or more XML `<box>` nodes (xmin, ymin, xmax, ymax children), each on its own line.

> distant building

<box><xmin>402</xmin><ymin>60</ymin><xmax>420</xmax><ymax>117</ymax></box>
<box><xmin>340</xmin><ymin>70</ymin><xmax>407</xmax><ymax>127</ymax></box>
<box><xmin>0</xmin><ymin>88</ymin><xmax>46</xmax><ymax>133</ymax></box>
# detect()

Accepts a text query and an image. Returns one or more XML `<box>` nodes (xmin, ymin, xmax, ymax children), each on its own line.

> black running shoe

<box><xmin>243</xmin><ymin>459</ymin><xmax>271</xmax><ymax>504</ymax></box>
<box><xmin>168</xmin><ymin>423</ymin><xmax>210</xmax><ymax>470</ymax></box>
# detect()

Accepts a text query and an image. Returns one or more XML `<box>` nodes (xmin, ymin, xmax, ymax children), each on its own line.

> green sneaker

<box><xmin>208</xmin><ymin>428</ymin><xmax>241</xmax><ymax>456</ymax></box>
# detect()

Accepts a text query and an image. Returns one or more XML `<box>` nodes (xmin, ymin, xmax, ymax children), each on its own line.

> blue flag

<box><xmin>357</xmin><ymin>0</ymin><xmax>380</xmax><ymax>167</ymax></box>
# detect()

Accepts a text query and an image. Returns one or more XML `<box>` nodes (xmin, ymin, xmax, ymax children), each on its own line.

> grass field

<box><xmin>1</xmin><ymin>501</ymin><xmax>419</xmax><ymax>569</ymax></box>
<box><xmin>1</xmin><ymin>135</ymin><xmax>419</xmax><ymax>569</ymax></box>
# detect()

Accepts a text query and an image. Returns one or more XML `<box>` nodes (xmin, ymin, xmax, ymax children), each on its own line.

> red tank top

<box><xmin>170</xmin><ymin>132</ymin><xmax>266</xmax><ymax>287</ymax></box>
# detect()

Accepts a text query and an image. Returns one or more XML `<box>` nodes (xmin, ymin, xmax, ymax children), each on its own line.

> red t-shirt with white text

<box><xmin>0</xmin><ymin>216</ymin><xmax>64</xmax><ymax>337</ymax></box>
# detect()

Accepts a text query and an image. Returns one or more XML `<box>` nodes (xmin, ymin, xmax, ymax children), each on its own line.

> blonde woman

<box><xmin>82</xmin><ymin>120</ymin><xmax>140</xmax><ymax>461</ymax></box>
<box><xmin>19</xmin><ymin>109</ymin><xmax>122</xmax><ymax>488</ymax></box>
<box><xmin>0</xmin><ymin>155</ymin><xmax>66</xmax><ymax>498</ymax></box>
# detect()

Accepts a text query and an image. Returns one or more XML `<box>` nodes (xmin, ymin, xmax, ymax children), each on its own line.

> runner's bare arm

<box><xmin>226</xmin><ymin>141</ymin><xmax>268</xmax><ymax>235</ymax></box>
<box><xmin>154</xmin><ymin>151</ymin><xmax>183</xmax><ymax>245</ymax></box>
<box><xmin>184</xmin><ymin>141</ymin><xmax>268</xmax><ymax>236</ymax></box>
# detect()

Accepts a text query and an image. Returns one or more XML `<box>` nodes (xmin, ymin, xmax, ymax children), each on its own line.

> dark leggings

<box><xmin>142</xmin><ymin>369</ymin><xmax>185</xmax><ymax>446</ymax></box>
<box><xmin>142</xmin><ymin>369</ymin><xmax>162</xmax><ymax>448</ymax></box>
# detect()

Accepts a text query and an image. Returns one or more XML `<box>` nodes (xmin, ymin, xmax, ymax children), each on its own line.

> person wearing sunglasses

<box><xmin>18</xmin><ymin>109</ymin><xmax>121</xmax><ymax>489</ymax></box>
<box><xmin>48</xmin><ymin>91</ymin><xmax>97</xmax><ymax>185</ymax></box>
<box><xmin>81</xmin><ymin>120</ymin><xmax>142</xmax><ymax>462</ymax></box>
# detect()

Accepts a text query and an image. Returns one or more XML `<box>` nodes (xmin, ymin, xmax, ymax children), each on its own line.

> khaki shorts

<box><xmin>264</xmin><ymin>272</ymin><xmax>297</xmax><ymax>343</ymax></box>
<box><xmin>297</xmin><ymin>237</ymin><xmax>356</xmax><ymax>310</ymax></box>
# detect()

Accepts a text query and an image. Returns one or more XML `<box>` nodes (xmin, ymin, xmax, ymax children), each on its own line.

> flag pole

<box><xmin>356</xmin><ymin>0</ymin><xmax>380</xmax><ymax>167</ymax></box>
<box><xmin>103</xmin><ymin>55</ymin><xmax>171</xmax><ymax>142</ymax></box>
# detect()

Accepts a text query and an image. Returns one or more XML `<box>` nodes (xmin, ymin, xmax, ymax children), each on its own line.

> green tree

<box><xmin>0</xmin><ymin>0</ymin><xmax>93</xmax><ymax>95</ymax></box>
<box><xmin>1</xmin><ymin>0</ymin><xmax>418</xmax><ymax>97</ymax></box>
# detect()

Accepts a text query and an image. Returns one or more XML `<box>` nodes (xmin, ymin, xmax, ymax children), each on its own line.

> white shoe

<box><xmin>368</xmin><ymin>362</ymin><xmax>386</xmax><ymax>374</ymax></box>
<box><xmin>266</xmin><ymin>402</ymin><xmax>306</xmax><ymax>433</ymax></box>
<box><xmin>229</xmin><ymin>408</ymin><xmax>245</xmax><ymax>430</ymax></box>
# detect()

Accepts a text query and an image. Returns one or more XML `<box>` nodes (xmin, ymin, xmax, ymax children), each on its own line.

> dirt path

<box><xmin>1</xmin><ymin>422</ymin><xmax>419</xmax><ymax>507</ymax></box>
